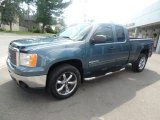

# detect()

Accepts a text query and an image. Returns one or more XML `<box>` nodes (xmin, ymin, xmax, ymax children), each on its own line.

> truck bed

<box><xmin>128</xmin><ymin>38</ymin><xmax>153</xmax><ymax>63</ymax></box>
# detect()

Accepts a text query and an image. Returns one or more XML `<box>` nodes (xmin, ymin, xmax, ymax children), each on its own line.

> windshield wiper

<box><xmin>60</xmin><ymin>36</ymin><xmax>72</xmax><ymax>40</ymax></box>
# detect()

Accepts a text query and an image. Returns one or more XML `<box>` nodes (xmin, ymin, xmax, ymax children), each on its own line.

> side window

<box><xmin>115</xmin><ymin>26</ymin><xmax>125</xmax><ymax>42</ymax></box>
<box><xmin>93</xmin><ymin>26</ymin><xmax>114</xmax><ymax>43</ymax></box>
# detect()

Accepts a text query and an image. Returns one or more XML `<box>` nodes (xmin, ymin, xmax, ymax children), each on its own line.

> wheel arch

<box><xmin>140</xmin><ymin>49</ymin><xmax>149</xmax><ymax>58</ymax></box>
<box><xmin>46</xmin><ymin>59</ymin><xmax>84</xmax><ymax>88</ymax></box>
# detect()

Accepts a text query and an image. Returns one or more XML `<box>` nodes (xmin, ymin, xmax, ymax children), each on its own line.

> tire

<box><xmin>132</xmin><ymin>53</ymin><xmax>147</xmax><ymax>72</ymax></box>
<box><xmin>47</xmin><ymin>64</ymin><xmax>81</xmax><ymax>99</ymax></box>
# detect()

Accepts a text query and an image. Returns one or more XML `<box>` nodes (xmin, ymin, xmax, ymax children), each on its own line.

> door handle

<box><xmin>108</xmin><ymin>46</ymin><xmax>115</xmax><ymax>50</ymax></box>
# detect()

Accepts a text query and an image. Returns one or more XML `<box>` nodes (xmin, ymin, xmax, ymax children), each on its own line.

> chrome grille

<box><xmin>9</xmin><ymin>47</ymin><xmax>17</xmax><ymax>65</ymax></box>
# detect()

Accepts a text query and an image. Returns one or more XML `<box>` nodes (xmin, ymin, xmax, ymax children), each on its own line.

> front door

<box><xmin>87</xmin><ymin>24</ymin><xmax>117</xmax><ymax>74</ymax></box>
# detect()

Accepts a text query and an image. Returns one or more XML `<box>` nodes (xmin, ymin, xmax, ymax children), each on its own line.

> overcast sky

<box><xmin>64</xmin><ymin>0</ymin><xmax>158</xmax><ymax>25</ymax></box>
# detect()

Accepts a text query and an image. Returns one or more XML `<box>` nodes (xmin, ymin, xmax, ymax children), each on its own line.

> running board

<box><xmin>84</xmin><ymin>68</ymin><xmax>125</xmax><ymax>81</ymax></box>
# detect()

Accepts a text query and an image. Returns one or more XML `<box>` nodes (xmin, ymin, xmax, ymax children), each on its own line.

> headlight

<box><xmin>20</xmin><ymin>53</ymin><xmax>37</xmax><ymax>67</ymax></box>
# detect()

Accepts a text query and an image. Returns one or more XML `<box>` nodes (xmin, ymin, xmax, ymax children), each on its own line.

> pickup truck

<box><xmin>7</xmin><ymin>23</ymin><xmax>153</xmax><ymax>99</ymax></box>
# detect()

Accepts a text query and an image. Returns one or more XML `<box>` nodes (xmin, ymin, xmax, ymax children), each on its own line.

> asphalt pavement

<box><xmin>0</xmin><ymin>33</ymin><xmax>160</xmax><ymax>120</ymax></box>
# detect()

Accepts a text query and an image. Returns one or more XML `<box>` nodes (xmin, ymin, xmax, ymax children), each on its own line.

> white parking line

<box><xmin>0</xmin><ymin>56</ymin><xmax>7</xmax><ymax>69</ymax></box>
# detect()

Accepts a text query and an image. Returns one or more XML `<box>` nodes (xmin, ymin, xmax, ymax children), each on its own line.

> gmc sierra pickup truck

<box><xmin>7</xmin><ymin>23</ymin><xmax>153</xmax><ymax>99</ymax></box>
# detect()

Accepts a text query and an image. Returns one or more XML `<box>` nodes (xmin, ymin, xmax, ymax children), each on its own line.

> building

<box><xmin>0</xmin><ymin>12</ymin><xmax>37</xmax><ymax>32</ymax></box>
<box><xmin>19</xmin><ymin>15</ymin><xmax>37</xmax><ymax>31</ymax></box>
<box><xmin>127</xmin><ymin>0</ymin><xmax>160</xmax><ymax>53</ymax></box>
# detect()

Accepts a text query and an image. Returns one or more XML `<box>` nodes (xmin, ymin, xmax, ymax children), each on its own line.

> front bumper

<box><xmin>9</xmin><ymin>69</ymin><xmax>46</xmax><ymax>88</ymax></box>
<box><xmin>7</xmin><ymin>59</ymin><xmax>46</xmax><ymax>88</ymax></box>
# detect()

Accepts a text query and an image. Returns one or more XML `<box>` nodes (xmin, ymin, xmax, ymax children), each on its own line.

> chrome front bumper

<box><xmin>7</xmin><ymin>58</ymin><xmax>46</xmax><ymax>88</ymax></box>
<box><xmin>7</xmin><ymin>44</ymin><xmax>47</xmax><ymax>88</ymax></box>
<box><xmin>8</xmin><ymin>69</ymin><xmax>46</xmax><ymax>88</ymax></box>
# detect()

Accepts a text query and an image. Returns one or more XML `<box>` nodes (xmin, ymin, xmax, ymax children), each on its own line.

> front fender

<box><xmin>39</xmin><ymin>47</ymin><xmax>85</xmax><ymax>74</ymax></box>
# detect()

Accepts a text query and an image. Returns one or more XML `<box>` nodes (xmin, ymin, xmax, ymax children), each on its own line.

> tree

<box><xmin>36</xmin><ymin>0</ymin><xmax>71</xmax><ymax>33</ymax></box>
<box><xmin>23</xmin><ymin>0</ymin><xmax>35</xmax><ymax>29</ymax></box>
<box><xmin>0</xmin><ymin>0</ymin><xmax>22</xmax><ymax>31</ymax></box>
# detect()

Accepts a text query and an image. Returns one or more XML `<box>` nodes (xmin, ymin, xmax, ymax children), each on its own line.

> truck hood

<box><xmin>10</xmin><ymin>36</ymin><xmax>77</xmax><ymax>51</ymax></box>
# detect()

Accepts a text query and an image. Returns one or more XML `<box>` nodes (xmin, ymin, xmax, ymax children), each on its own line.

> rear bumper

<box><xmin>148</xmin><ymin>47</ymin><xmax>153</xmax><ymax>57</ymax></box>
<box><xmin>7</xmin><ymin>59</ymin><xmax>46</xmax><ymax>88</ymax></box>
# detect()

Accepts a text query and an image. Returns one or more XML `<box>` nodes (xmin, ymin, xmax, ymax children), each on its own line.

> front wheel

<box><xmin>132</xmin><ymin>53</ymin><xmax>147</xmax><ymax>72</ymax></box>
<box><xmin>48</xmin><ymin>64</ymin><xmax>81</xmax><ymax>99</ymax></box>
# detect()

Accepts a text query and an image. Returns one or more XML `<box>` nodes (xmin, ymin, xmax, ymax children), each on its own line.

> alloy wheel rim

<box><xmin>139</xmin><ymin>57</ymin><xmax>146</xmax><ymax>70</ymax></box>
<box><xmin>56</xmin><ymin>72</ymin><xmax>77</xmax><ymax>96</ymax></box>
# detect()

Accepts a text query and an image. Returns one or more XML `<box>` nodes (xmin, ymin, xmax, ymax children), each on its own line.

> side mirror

<box><xmin>91</xmin><ymin>35</ymin><xmax>106</xmax><ymax>44</ymax></box>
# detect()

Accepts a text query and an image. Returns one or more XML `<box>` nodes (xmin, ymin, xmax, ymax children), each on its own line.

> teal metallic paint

<box><xmin>7</xmin><ymin>23</ymin><xmax>153</xmax><ymax>87</ymax></box>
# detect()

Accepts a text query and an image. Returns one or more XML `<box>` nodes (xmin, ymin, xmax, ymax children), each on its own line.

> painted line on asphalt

<box><xmin>0</xmin><ymin>56</ymin><xmax>7</xmax><ymax>69</ymax></box>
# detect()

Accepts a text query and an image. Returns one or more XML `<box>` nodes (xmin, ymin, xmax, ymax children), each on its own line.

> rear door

<box><xmin>114</xmin><ymin>25</ymin><xmax>130</xmax><ymax>66</ymax></box>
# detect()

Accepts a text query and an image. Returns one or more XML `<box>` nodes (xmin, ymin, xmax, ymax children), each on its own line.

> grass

<box><xmin>0</xmin><ymin>30</ymin><xmax>53</xmax><ymax>36</ymax></box>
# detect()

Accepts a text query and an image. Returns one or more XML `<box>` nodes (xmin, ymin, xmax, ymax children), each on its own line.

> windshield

<box><xmin>58</xmin><ymin>23</ymin><xmax>92</xmax><ymax>40</ymax></box>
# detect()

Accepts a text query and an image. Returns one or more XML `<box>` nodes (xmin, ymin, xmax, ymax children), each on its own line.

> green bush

<box><xmin>45</xmin><ymin>26</ymin><xmax>54</xmax><ymax>33</ymax></box>
<box><xmin>52</xmin><ymin>30</ymin><xmax>58</xmax><ymax>34</ymax></box>
<box><xmin>45</xmin><ymin>26</ymin><xmax>59</xmax><ymax>34</ymax></box>
<box><xmin>0</xmin><ymin>28</ymin><xmax>4</xmax><ymax>32</ymax></box>
<box><xmin>32</xmin><ymin>27</ymin><xmax>41</xmax><ymax>33</ymax></box>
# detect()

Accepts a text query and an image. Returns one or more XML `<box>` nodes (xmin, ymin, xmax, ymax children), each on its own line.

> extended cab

<box><xmin>7</xmin><ymin>23</ymin><xmax>153</xmax><ymax>99</ymax></box>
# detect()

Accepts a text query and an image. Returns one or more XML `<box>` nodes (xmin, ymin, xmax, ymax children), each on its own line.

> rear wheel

<box><xmin>132</xmin><ymin>53</ymin><xmax>147</xmax><ymax>72</ymax></box>
<box><xmin>48</xmin><ymin>64</ymin><xmax>81</xmax><ymax>99</ymax></box>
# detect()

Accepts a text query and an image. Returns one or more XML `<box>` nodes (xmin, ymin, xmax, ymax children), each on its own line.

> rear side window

<box><xmin>115</xmin><ymin>26</ymin><xmax>125</xmax><ymax>42</ymax></box>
